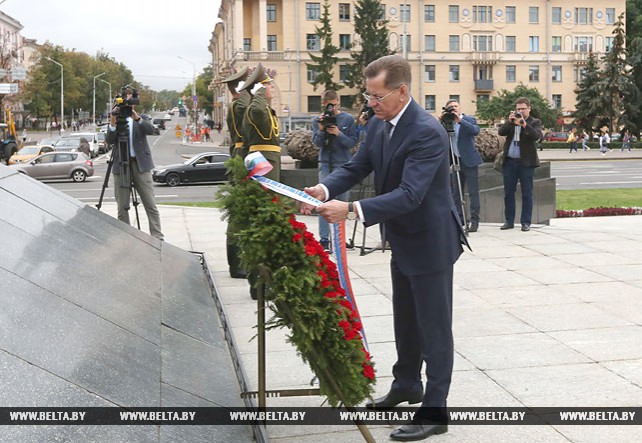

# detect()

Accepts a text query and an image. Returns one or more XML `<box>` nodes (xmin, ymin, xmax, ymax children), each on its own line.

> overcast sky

<box><xmin>2</xmin><ymin>0</ymin><xmax>221</xmax><ymax>91</ymax></box>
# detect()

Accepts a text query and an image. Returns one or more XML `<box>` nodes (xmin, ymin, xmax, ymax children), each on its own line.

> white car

<box><xmin>57</xmin><ymin>132</ymin><xmax>101</xmax><ymax>157</ymax></box>
<box><xmin>163</xmin><ymin>113</ymin><xmax>172</xmax><ymax>121</ymax></box>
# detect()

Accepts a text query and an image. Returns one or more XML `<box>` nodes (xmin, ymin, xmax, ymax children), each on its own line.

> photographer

<box><xmin>498</xmin><ymin>97</ymin><xmax>542</xmax><ymax>232</ymax></box>
<box><xmin>107</xmin><ymin>86</ymin><xmax>164</xmax><ymax>241</ymax></box>
<box><xmin>441</xmin><ymin>100</ymin><xmax>481</xmax><ymax>233</ymax></box>
<box><xmin>312</xmin><ymin>90</ymin><xmax>358</xmax><ymax>252</ymax></box>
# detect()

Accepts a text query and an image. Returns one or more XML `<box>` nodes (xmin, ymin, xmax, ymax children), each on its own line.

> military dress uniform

<box><xmin>227</xmin><ymin>90</ymin><xmax>250</xmax><ymax>157</ymax></box>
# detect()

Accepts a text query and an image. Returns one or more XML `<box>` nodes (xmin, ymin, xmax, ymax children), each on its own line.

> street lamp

<box><xmin>44</xmin><ymin>57</ymin><xmax>64</xmax><ymax>130</ymax></box>
<box><xmin>177</xmin><ymin>55</ymin><xmax>197</xmax><ymax>125</ymax></box>
<box><xmin>98</xmin><ymin>78</ymin><xmax>112</xmax><ymax>120</ymax></box>
<box><xmin>93</xmin><ymin>72</ymin><xmax>106</xmax><ymax>126</ymax></box>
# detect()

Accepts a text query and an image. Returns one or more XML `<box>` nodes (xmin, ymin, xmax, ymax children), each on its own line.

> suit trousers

<box><xmin>390</xmin><ymin>258</ymin><xmax>454</xmax><ymax>408</ymax></box>
<box><xmin>451</xmin><ymin>165</ymin><xmax>480</xmax><ymax>225</ymax></box>
<box><xmin>113</xmin><ymin>163</ymin><xmax>164</xmax><ymax>240</ymax></box>
<box><xmin>502</xmin><ymin>158</ymin><xmax>535</xmax><ymax>225</ymax></box>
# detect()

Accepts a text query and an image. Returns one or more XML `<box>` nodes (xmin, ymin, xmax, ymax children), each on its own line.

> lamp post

<box><xmin>98</xmin><ymin>78</ymin><xmax>112</xmax><ymax>121</ymax></box>
<box><xmin>45</xmin><ymin>57</ymin><xmax>64</xmax><ymax>130</ymax></box>
<box><xmin>177</xmin><ymin>56</ymin><xmax>197</xmax><ymax>126</ymax></box>
<box><xmin>93</xmin><ymin>72</ymin><xmax>106</xmax><ymax>126</ymax></box>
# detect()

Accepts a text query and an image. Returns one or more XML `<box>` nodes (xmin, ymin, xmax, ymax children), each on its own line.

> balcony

<box><xmin>474</xmin><ymin>79</ymin><xmax>494</xmax><ymax>91</ymax></box>
<box><xmin>233</xmin><ymin>51</ymin><xmax>286</xmax><ymax>61</ymax></box>
<box><xmin>572</xmin><ymin>52</ymin><xmax>591</xmax><ymax>64</ymax></box>
<box><xmin>470</xmin><ymin>51</ymin><xmax>500</xmax><ymax>64</ymax></box>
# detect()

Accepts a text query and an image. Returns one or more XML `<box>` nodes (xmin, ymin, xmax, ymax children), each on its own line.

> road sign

<box><xmin>0</xmin><ymin>83</ymin><xmax>19</xmax><ymax>94</ymax></box>
<box><xmin>11</xmin><ymin>66</ymin><xmax>26</xmax><ymax>81</ymax></box>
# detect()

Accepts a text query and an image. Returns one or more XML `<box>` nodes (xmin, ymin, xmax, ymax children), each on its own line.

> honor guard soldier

<box><xmin>221</xmin><ymin>67</ymin><xmax>250</xmax><ymax>157</ymax></box>
<box><xmin>239</xmin><ymin>64</ymin><xmax>281</xmax><ymax>181</ymax></box>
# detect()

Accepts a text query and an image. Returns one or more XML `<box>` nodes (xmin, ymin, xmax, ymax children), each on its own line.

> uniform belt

<box><xmin>234</xmin><ymin>142</ymin><xmax>244</xmax><ymax>148</ymax></box>
<box><xmin>130</xmin><ymin>157</ymin><xmax>137</xmax><ymax>162</ymax></box>
<box><xmin>249</xmin><ymin>144</ymin><xmax>281</xmax><ymax>153</ymax></box>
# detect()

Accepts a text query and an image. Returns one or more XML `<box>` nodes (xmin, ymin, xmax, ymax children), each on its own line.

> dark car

<box><xmin>152</xmin><ymin>152</ymin><xmax>230</xmax><ymax>187</ymax></box>
<box><xmin>152</xmin><ymin>118</ymin><xmax>166</xmax><ymax>130</ymax></box>
<box><xmin>139</xmin><ymin>114</ymin><xmax>160</xmax><ymax>135</ymax></box>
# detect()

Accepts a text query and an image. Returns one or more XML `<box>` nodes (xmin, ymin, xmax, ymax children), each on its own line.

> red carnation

<box><xmin>363</xmin><ymin>364</ymin><xmax>375</xmax><ymax>379</ymax></box>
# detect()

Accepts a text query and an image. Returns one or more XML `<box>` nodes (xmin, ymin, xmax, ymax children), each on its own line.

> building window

<box><xmin>449</xmin><ymin>65</ymin><xmax>460</xmax><ymax>82</ymax></box>
<box><xmin>425</xmin><ymin>65</ymin><xmax>436</xmax><ymax>82</ymax></box>
<box><xmin>552</xmin><ymin>7</ymin><xmax>561</xmax><ymax>24</ymax></box>
<box><xmin>552</xmin><ymin>94</ymin><xmax>562</xmax><ymax>109</ymax></box>
<box><xmin>401</xmin><ymin>34</ymin><xmax>411</xmax><ymax>53</ymax></box>
<box><xmin>473</xmin><ymin>35</ymin><xmax>492</xmax><ymax>52</ymax></box>
<box><xmin>529</xmin><ymin>36</ymin><xmax>539</xmax><ymax>52</ymax></box>
<box><xmin>605</xmin><ymin>8</ymin><xmax>615</xmax><ymax>25</ymax></box>
<box><xmin>339</xmin><ymin>65</ymin><xmax>350</xmax><ymax>82</ymax></box>
<box><xmin>473</xmin><ymin>6</ymin><xmax>492</xmax><ymax>23</ymax></box>
<box><xmin>476</xmin><ymin>94</ymin><xmax>490</xmax><ymax>104</ymax></box>
<box><xmin>529</xmin><ymin>65</ymin><xmax>540</xmax><ymax>82</ymax></box>
<box><xmin>307</xmin><ymin>67</ymin><xmax>319</xmax><ymax>83</ymax></box>
<box><xmin>552</xmin><ymin>36</ymin><xmax>562</xmax><ymax>52</ymax></box>
<box><xmin>306</xmin><ymin>34</ymin><xmax>320</xmax><ymax>50</ymax></box>
<box><xmin>505</xmin><ymin>6</ymin><xmax>516</xmax><ymax>23</ymax></box>
<box><xmin>340</xmin><ymin>95</ymin><xmax>353</xmax><ymax>109</ymax></box>
<box><xmin>575</xmin><ymin>8</ymin><xmax>593</xmax><ymax>25</ymax></box>
<box><xmin>449</xmin><ymin>5</ymin><xmax>459</xmax><ymax>23</ymax></box>
<box><xmin>244</xmin><ymin>38</ymin><xmax>251</xmax><ymax>51</ymax></box>
<box><xmin>425</xmin><ymin>95</ymin><xmax>436</xmax><ymax>112</ymax></box>
<box><xmin>552</xmin><ymin>65</ymin><xmax>562</xmax><ymax>82</ymax></box>
<box><xmin>529</xmin><ymin>6</ymin><xmax>539</xmax><ymax>24</ymax></box>
<box><xmin>506</xmin><ymin>65</ymin><xmax>516</xmax><ymax>82</ymax></box>
<box><xmin>605</xmin><ymin>37</ymin><xmax>615</xmax><ymax>52</ymax></box>
<box><xmin>267</xmin><ymin>35</ymin><xmax>277</xmax><ymax>51</ymax></box>
<box><xmin>425</xmin><ymin>35</ymin><xmax>436</xmax><ymax>52</ymax></box>
<box><xmin>424</xmin><ymin>4</ymin><xmax>435</xmax><ymax>22</ymax></box>
<box><xmin>380</xmin><ymin>3</ymin><xmax>386</xmax><ymax>19</ymax></box>
<box><xmin>449</xmin><ymin>95</ymin><xmax>460</xmax><ymax>103</ymax></box>
<box><xmin>339</xmin><ymin>34</ymin><xmax>351</xmax><ymax>50</ymax></box>
<box><xmin>306</xmin><ymin>2</ymin><xmax>321</xmax><ymax>20</ymax></box>
<box><xmin>308</xmin><ymin>95</ymin><xmax>321</xmax><ymax>113</ymax></box>
<box><xmin>339</xmin><ymin>3</ymin><xmax>350</xmax><ymax>21</ymax></box>
<box><xmin>267</xmin><ymin>4</ymin><xmax>277</xmax><ymax>21</ymax></box>
<box><xmin>574</xmin><ymin>36</ymin><xmax>593</xmax><ymax>52</ymax></box>
<box><xmin>449</xmin><ymin>35</ymin><xmax>460</xmax><ymax>52</ymax></box>
<box><xmin>575</xmin><ymin>66</ymin><xmax>587</xmax><ymax>82</ymax></box>
<box><xmin>506</xmin><ymin>36</ymin><xmax>516</xmax><ymax>52</ymax></box>
<box><xmin>400</xmin><ymin>4</ymin><xmax>410</xmax><ymax>22</ymax></box>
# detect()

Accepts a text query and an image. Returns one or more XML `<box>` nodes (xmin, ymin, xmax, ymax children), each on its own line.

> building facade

<box><xmin>210</xmin><ymin>1</ymin><xmax>625</xmax><ymax>127</ymax></box>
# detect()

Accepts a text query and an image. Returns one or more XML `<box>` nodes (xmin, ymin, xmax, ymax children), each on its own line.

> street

<box><xmin>551</xmin><ymin>160</ymin><xmax>642</xmax><ymax>190</ymax></box>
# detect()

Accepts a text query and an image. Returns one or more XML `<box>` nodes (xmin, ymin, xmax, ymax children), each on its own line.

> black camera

<box><xmin>361</xmin><ymin>104</ymin><xmax>375</xmax><ymax>121</ymax></box>
<box><xmin>321</xmin><ymin>103</ymin><xmax>337</xmax><ymax>128</ymax></box>
<box><xmin>112</xmin><ymin>86</ymin><xmax>140</xmax><ymax>118</ymax></box>
<box><xmin>441</xmin><ymin>105</ymin><xmax>457</xmax><ymax>132</ymax></box>
<box><xmin>514</xmin><ymin>111</ymin><xmax>523</xmax><ymax>119</ymax></box>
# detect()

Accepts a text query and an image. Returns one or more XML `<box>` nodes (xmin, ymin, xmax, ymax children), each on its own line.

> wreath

<box><xmin>218</xmin><ymin>156</ymin><xmax>375</xmax><ymax>407</ymax></box>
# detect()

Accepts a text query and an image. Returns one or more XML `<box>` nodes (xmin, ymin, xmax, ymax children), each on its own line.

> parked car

<box><xmin>54</xmin><ymin>133</ymin><xmax>101</xmax><ymax>157</ymax></box>
<box><xmin>152</xmin><ymin>152</ymin><xmax>230</xmax><ymax>187</ymax></box>
<box><xmin>8</xmin><ymin>144</ymin><xmax>55</xmax><ymax>165</ymax></box>
<box><xmin>163</xmin><ymin>113</ymin><xmax>172</xmax><ymax>121</ymax></box>
<box><xmin>152</xmin><ymin>118</ymin><xmax>166</xmax><ymax>130</ymax></box>
<box><xmin>9</xmin><ymin>152</ymin><xmax>94</xmax><ymax>182</ymax></box>
<box><xmin>543</xmin><ymin>132</ymin><xmax>569</xmax><ymax>142</ymax></box>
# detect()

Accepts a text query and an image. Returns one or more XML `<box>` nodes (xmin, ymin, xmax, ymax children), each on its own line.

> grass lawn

<box><xmin>163</xmin><ymin>188</ymin><xmax>642</xmax><ymax>212</ymax></box>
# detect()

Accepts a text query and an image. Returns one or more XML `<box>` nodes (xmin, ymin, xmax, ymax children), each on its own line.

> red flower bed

<box><xmin>556</xmin><ymin>207</ymin><xmax>642</xmax><ymax>218</ymax></box>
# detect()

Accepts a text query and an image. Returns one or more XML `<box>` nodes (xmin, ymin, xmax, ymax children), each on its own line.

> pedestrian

<box><xmin>204</xmin><ymin>125</ymin><xmax>211</xmax><ymax>142</ymax></box>
<box><xmin>21</xmin><ymin>128</ymin><xmax>27</xmax><ymax>143</ymax></box>
<box><xmin>599</xmin><ymin>128</ymin><xmax>610</xmax><ymax>156</ymax></box>
<box><xmin>567</xmin><ymin>127</ymin><xmax>578</xmax><ymax>153</ymax></box>
<box><xmin>498</xmin><ymin>97</ymin><xmax>543</xmax><ymax>232</ymax></box>
<box><xmin>78</xmin><ymin>137</ymin><xmax>91</xmax><ymax>157</ymax></box>
<box><xmin>621</xmin><ymin>129</ymin><xmax>631</xmax><ymax>152</ymax></box>
<box><xmin>581</xmin><ymin>129</ymin><xmax>589</xmax><ymax>151</ymax></box>
<box><xmin>301</xmin><ymin>54</ymin><xmax>468</xmax><ymax>441</ymax></box>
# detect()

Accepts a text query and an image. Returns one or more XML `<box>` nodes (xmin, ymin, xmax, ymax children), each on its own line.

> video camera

<box><xmin>361</xmin><ymin>104</ymin><xmax>375</xmax><ymax>122</ymax></box>
<box><xmin>320</xmin><ymin>103</ymin><xmax>337</xmax><ymax>128</ymax></box>
<box><xmin>441</xmin><ymin>105</ymin><xmax>457</xmax><ymax>132</ymax></box>
<box><xmin>112</xmin><ymin>85</ymin><xmax>140</xmax><ymax>118</ymax></box>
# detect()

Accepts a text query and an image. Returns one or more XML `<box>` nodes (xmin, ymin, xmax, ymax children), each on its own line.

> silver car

<box><xmin>9</xmin><ymin>152</ymin><xmax>94</xmax><ymax>182</ymax></box>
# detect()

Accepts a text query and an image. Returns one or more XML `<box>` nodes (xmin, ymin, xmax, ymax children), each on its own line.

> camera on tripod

<box><xmin>320</xmin><ymin>103</ymin><xmax>337</xmax><ymax>128</ymax></box>
<box><xmin>440</xmin><ymin>105</ymin><xmax>457</xmax><ymax>132</ymax></box>
<box><xmin>112</xmin><ymin>85</ymin><xmax>140</xmax><ymax>118</ymax></box>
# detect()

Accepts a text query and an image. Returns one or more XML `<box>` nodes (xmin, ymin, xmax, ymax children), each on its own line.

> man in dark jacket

<box><xmin>498</xmin><ymin>97</ymin><xmax>543</xmax><ymax>232</ymax></box>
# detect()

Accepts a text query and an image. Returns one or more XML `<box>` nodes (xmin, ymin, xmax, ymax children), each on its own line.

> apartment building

<box><xmin>210</xmin><ymin>1</ymin><xmax>625</xmax><ymax>127</ymax></box>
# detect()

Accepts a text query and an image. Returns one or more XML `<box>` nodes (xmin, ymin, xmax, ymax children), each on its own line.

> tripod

<box><xmin>348</xmin><ymin>173</ymin><xmax>386</xmax><ymax>255</ymax></box>
<box><xmin>447</xmin><ymin>130</ymin><xmax>468</xmax><ymax>232</ymax></box>
<box><xmin>96</xmin><ymin>116</ymin><xmax>141</xmax><ymax>230</ymax></box>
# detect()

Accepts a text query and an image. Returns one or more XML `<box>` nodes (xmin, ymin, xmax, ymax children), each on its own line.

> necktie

<box><xmin>382</xmin><ymin>121</ymin><xmax>394</xmax><ymax>164</ymax></box>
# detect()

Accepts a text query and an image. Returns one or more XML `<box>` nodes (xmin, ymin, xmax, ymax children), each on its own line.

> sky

<box><xmin>1</xmin><ymin>0</ymin><xmax>222</xmax><ymax>91</ymax></box>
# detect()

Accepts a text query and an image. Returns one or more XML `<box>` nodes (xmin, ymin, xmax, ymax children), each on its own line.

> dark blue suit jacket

<box><xmin>456</xmin><ymin>115</ymin><xmax>482</xmax><ymax>168</ymax></box>
<box><xmin>322</xmin><ymin>99</ymin><xmax>467</xmax><ymax>276</ymax></box>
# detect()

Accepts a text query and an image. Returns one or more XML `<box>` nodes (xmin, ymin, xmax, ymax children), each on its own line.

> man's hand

<box><xmin>325</xmin><ymin>125</ymin><xmax>340</xmax><ymax>136</ymax></box>
<box><xmin>299</xmin><ymin>184</ymin><xmax>326</xmax><ymax>215</ymax></box>
<box><xmin>317</xmin><ymin>200</ymin><xmax>350</xmax><ymax>223</ymax></box>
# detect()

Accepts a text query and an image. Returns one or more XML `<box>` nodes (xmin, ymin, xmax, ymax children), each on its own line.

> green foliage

<box><xmin>475</xmin><ymin>84</ymin><xmax>561</xmax><ymax>128</ymax></box>
<box><xmin>573</xmin><ymin>51</ymin><xmax>603</xmax><ymax>131</ymax></box>
<box><xmin>345</xmin><ymin>0</ymin><xmax>392</xmax><ymax>101</ymax></box>
<box><xmin>557</xmin><ymin>187</ymin><xmax>642</xmax><ymax>211</ymax></box>
<box><xmin>218</xmin><ymin>156</ymin><xmax>376</xmax><ymax>407</ymax></box>
<box><xmin>307</xmin><ymin>0</ymin><xmax>343</xmax><ymax>92</ymax></box>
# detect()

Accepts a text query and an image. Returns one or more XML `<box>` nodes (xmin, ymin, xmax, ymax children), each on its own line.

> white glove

<box><xmin>250</xmin><ymin>83</ymin><xmax>265</xmax><ymax>95</ymax></box>
<box><xmin>235</xmin><ymin>81</ymin><xmax>245</xmax><ymax>93</ymax></box>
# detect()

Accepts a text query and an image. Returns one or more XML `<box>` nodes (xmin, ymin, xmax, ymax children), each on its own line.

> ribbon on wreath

<box><xmin>244</xmin><ymin>152</ymin><xmax>369</xmax><ymax>352</ymax></box>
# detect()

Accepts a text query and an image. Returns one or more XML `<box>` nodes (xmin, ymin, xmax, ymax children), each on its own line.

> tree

<box><xmin>306</xmin><ymin>0</ymin><xmax>342</xmax><ymax>92</ymax></box>
<box><xmin>475</xmin><ymin>84</ymin><xmax>560</xmax><ymax>129</ymax></box>
<box><xmin>627</xmin><ymin>37</ymin><xmax>642</xmax><ymax>134</ymax></box>
<box><xmin>345</xmin><ymin>0</ymin><xmax>391</xmax><ymax>100</ymax></box>
<box><xmin>626</xmin><ymin>0</ymin><xmax>642</xmax><ymax>42</ymax></box>
<box><xmin>573</xmin><ymin>51</ymin><xmax>603</xmax><ymax>132</ymax></box>
<box><xmin>597</xmin><ymin>13</ymin><xmax>640</xmax><ymax>134</ymax></box>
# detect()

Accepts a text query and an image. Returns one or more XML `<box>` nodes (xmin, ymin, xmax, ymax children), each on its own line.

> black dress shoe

<box><xmin>365</xmin><ymin>390</ymin><xmax>423</xmax><ymax>410</ymax></box>
<box><xmin>521</xmin><ymin>223</ymin><xmax>531</xmax><ymax>232</ymax></box>
<box><xmin>468</xmin><ymin>221</ymin><xmax>479</xmax><ymax>232</ymax></box>
<box><xmin>390</xmin><ymin>421</ymin><xmax>448</xmax><ymax>441</ymax></box>
<box><xmin>500</xmin><ymin>222</ymin><xmax>514</xmax><ymax>230</ymax></box>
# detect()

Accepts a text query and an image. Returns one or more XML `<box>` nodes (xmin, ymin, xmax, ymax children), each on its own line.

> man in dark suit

<box><xmin>497</xmin><ymin>97</ymin><xmax>543</xmax><ymax>232</ymax></box>
<box><xmin>107</xmin><ymin>88</ymin><xmax>163</xmax><ymax>240</ymax></box>
<box><xmin>301</xmin><ymin>55</ymin><xmax>467</xmax><ymax>441</ymax></box>
<box><xmin>442</xmin><ymin>99</ymin><xmax>482</xmax><ymax>233</ymax></box>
